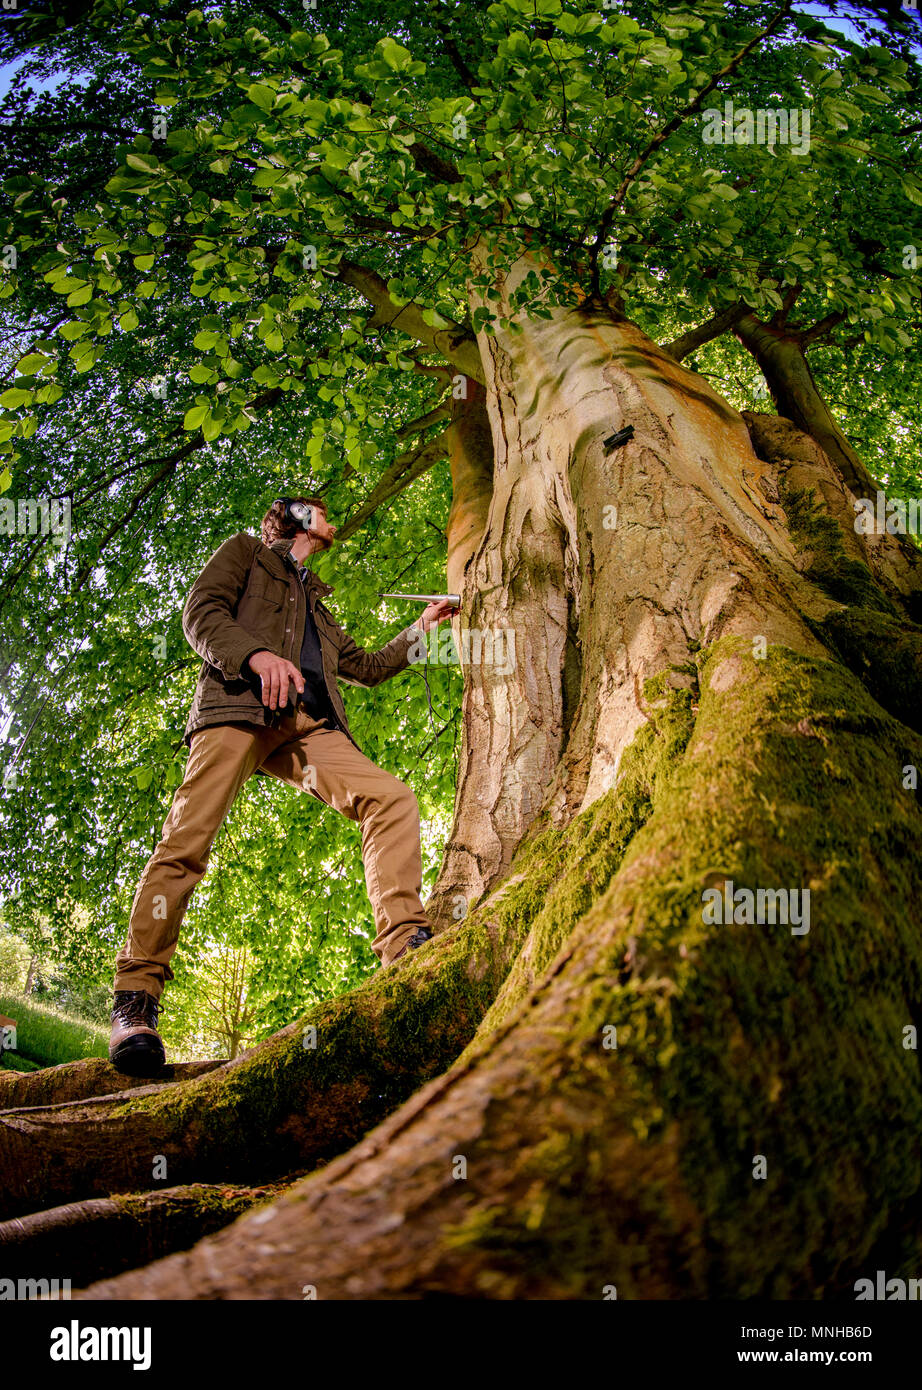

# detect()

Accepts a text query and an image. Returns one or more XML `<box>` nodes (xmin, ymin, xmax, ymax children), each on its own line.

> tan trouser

<box><xmin>114</xmin><ymin>707</ymin><xmax>432</xmax><ymax>997</ymax></box>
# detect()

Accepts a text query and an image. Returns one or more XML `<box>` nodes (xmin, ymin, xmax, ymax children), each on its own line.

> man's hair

<box><xmin>261</xmin><ymin>495</ymin><xmax>327</xmax><ymax>546</ymax></box>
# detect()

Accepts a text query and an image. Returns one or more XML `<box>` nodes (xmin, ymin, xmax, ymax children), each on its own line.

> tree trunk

<box><xmin>73</xmin><ymin>252</ymin><xmax>922</xmax><ymax>1299</ymax></box>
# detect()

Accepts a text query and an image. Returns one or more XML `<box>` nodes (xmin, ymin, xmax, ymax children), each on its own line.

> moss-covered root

<box><xmin>0</xmin><ymin>1182</ymin><xmax>284</xmax><ymax>1288</ymax></box>
<box><xmin>468</xmin><ymin>672</ymin><xmax>697</xmax><ymax>1044</ymax></box>
<box><xmin>819</xmin><ymin>607</ymin><xmax>922</xmax><ymax>736</ymax></box>
<box><xmin>0</xmin><ymin>867</ymin><xmax>543</xmax><ymax>1223</ymax></box>
<box><xmin>0</xmin><ymin>1058</ymin><xmax>225</xmax><ymax>1111</ymax></box>
<box><xmin>78</xmin><ymin>639</ymin><xmax>922</xmax><ymax>1301</ymax></box>
<box><xmin>780</xmin><ymin>478</ymin><xmax>902</xmax><ymax>617</ymax></box>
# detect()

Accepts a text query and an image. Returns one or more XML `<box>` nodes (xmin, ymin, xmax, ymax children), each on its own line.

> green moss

<box><xmin>117</xmin><ymin>1183</ymin><xmax>266</xmax><ymax>1224</ymax></box>
<box><xmin>819</xmin><ymin>607</ymin><xmax>922</xmax><ymax>737</ymax></box>
<box><xmin>654</xmin><ymin>640</ymin><xmax>922</xmax><ymax>1296</ymax></box>
<box><xmin>463</xmin><ymin>668</ymin><xmax>698</xmax><ymax>1047</ymax></box>
<box><xmin>781</xmin><ymin>482</ymin><xmax>898</xmax><ymax>616</ymax></box>
<box><xmin>433</xmin><ymin>637</ymin><xmax>922</xmax><ymax>1299</ymax></box>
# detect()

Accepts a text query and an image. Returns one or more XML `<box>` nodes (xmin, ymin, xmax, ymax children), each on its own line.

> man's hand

<box><xmin>417</xmin><ymin>599</ymin><xmax>460</xmax><ymax>633</ymax></box>
<box><xmin>245</xmin><ymin>650</ymin><xmax>305</xmax><ymax>710</ymax></box>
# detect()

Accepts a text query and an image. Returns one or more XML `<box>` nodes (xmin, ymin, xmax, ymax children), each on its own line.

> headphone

<box><xmin>276</xmin><ymin>497</ymin><xmax>316</xmax><ymax>535</ymax></box>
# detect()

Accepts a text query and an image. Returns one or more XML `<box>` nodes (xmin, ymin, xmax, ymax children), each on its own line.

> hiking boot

<box><xmin>391</xmin><ymin>926</ymin><xmax>433</xmax><ymax>963</ymax></box>
<box><xmin>109</xmin><ymin>989</ymin><xmax>166</xmax><ymax>1076</ymax></box>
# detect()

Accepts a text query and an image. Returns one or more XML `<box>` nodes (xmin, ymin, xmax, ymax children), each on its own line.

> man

<box><xmin>109</xmin><ymin>495</ymin><xmax>459</xmax><ymax>1077</ymax></box>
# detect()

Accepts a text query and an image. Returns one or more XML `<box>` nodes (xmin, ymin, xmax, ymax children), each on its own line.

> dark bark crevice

<box><xmin>0</xmin><ymin>1182</ymin><xmax>286</xmax><ymax>1288</ymax></box>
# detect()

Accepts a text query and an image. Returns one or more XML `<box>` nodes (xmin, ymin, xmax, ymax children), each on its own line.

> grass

<box><xmin>0</xmin><ymin>991</ymin><xmax>109</xmax><ymax>1070</ymax></box>
<box><xmin>0</xmin><ymin>1050</ymin><xmax>42</xmax><ymax>1073</ymax></box>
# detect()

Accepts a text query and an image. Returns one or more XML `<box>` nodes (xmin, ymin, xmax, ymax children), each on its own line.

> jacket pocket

<box><xmin>235</xmin><ymin>591</ymin><xmax>285</xmax><ymax>647</ymax></box>
<box><xmin>248</xmin><ymin>552</ymin><xmax>288</xmax><ymax>600</ymax></box>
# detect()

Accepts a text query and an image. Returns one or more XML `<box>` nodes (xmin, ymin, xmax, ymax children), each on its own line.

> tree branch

<box><xmin>396</xmin><ymin>397</ymin><xmax>452</xmax><ymax>440</ymax></box>
<box><xmin>71</xmin><ymin>450</ymin><xmax>190</xmax><ymax>592</ymax></box>
<box><xmin>797</xmin><ymin>310</ymin><xmax>846</xmax><ymax>346</ymax></box>
<box><xmin>662</xmin><ymin>301</ymin><xmax>750</xmax><ymax>361</ymax></box>
<box><xmin>772</xmin><ymin>284</ymin><xmax>802</xmax><ymax>327</ymax></box>
<box><xmin>335</xmin><ymin>259</ymin><xmax>484</xmax><ymax>383</ymax></box>
<box><xmin>336</xmin><ymin>427</ymin><xmax>453</xmax><ymax>542</ymax></box>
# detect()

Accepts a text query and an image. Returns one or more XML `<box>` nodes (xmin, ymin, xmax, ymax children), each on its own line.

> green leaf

<box><xmin>126</xmin><ymin>152</ymin><xmax>160</xmax><ymax>174</ymax></box>
<box><xmin>15</xmin><ymin>353</ymin><xmax>50</xmax><ymax>375</ymax></box>
<box><xmin>134</xmin><ymin>768</ymin><xmax>153</xmax><ymax>791</ymax></box>
<box><xmin>50</xmin><ymin>277</ymin><xmax>88</xmax><ymax>295</ymax></box>
<box><xmin>71</xmin><ymin>343</ymin><xmax>98</xmax><ymax>373</ymax></box>
<box><xmin>133</xmin><ymin>254</ymin><xmax>156</xmax><ymax>272</ymax></box>
<box><xmin>0</xmin><ymin>467</ymin><xmax>12</xmax><ymax>493</ymax></box>
<box><xmin>118</xmin><ymin>308</ymin><xmax>139</xmax><ymax>331</ymax></box>
<box><xmin>0</xmin><ymin>388</ymin><xmax>31</xmax><ymax>408</ymax></box>
<box><xmin>247</xmin><ymin>83</ymin><xmax>276</xmax><ymax>111</ymax></box>
<box><xmin>379</xmin><ymin>37</ymin><xmax>412</xmax><ymax>71</ymax></box>
<box><xmin>67</xmin><ymin>285</ymin><xmax>93</xmax><ymax>307</ymax></box>
<box><xmin>321</xmin><ymin>145</ymin><xmax>352</xmax><ymax>171</ymax></box>
<box><xmin>851</xmin><ymin>84</ymin><xmax>891</xmax><ymax>106</ymax></box>
<box><xmin>201</xmin><ymin>411</ymin><xmax>225</xmax><ymax>442</ymax></box>
<box><xmin>183</xmin><ymin>404</ymin><xmax>209</xmax><ymax>430</ymax></box>
<box><xmin>421</xmin><ymin>307</ymin><xmax>454</xmax><ymax>330</ymax></box>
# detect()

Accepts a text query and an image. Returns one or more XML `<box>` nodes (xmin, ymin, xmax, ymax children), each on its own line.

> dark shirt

<box><xmin>296</xmin><ymin>566</ymin><xmax>336</xmax><ymax>721</ymax></box>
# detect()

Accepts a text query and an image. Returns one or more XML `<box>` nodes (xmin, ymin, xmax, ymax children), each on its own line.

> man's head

<box><xmin>261</xmin><ymin>496</ymin><xmax>337</xmax><ymax>557</ymax></box>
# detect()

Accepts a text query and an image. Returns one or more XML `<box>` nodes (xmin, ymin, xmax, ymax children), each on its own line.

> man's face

<box><xmin>288</xmin><ymin>506</ymin><xmax>337</xmax><ymax>560</ymax></box>
<box><xmin>310</xmin><ymin>508</ymin><xmax>337</xmax><ymax>549</ymax></box>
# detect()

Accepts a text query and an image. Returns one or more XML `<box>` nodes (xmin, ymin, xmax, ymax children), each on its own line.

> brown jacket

<box><xmin>181</xmin><ymin>532</ymin><xmax>420</xmax><ymax>751</ymax></box>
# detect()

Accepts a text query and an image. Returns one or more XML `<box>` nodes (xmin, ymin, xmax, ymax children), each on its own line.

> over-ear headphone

<box><xmin>276</xmin><ymin>497</ymin><xmax>314</xmax><ymax>533</ymax></box>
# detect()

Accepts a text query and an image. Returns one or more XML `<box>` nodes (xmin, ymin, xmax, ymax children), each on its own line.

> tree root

<box><xmin>0</xmin><ymin>882</ymin><xmax>534</xmax><ymax>1223</ymax></box>
<box><xmin>0</xmin><ymin>1058</ymin><xmax>224</xmax><ymax>1112</ymax></box>
<box><xmin>0</xmin><ymin>1181</ymin><xmax>287</xmax><ymax>1288</ymax></box>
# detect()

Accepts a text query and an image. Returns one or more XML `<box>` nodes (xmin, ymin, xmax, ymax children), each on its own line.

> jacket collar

<box><xmin>269</xmin><ymin>537</ymin><xmax>334</xmax><ymax>596</ymax></box>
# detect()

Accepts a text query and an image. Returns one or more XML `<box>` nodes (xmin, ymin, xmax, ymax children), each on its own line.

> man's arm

<box><xmin>333</xmin><ymin>615</ymin><xmax>421</xmax><ymax>687</ymax></box>
<box><xmin>330</xmin><ymin>599</ymin><xmax>458</xmax><ymax>687</ymax></box>
<box><xmin>181</xmin><ymin>533</ymin><xmax>267</xmax><ymax>680</ymax></box>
